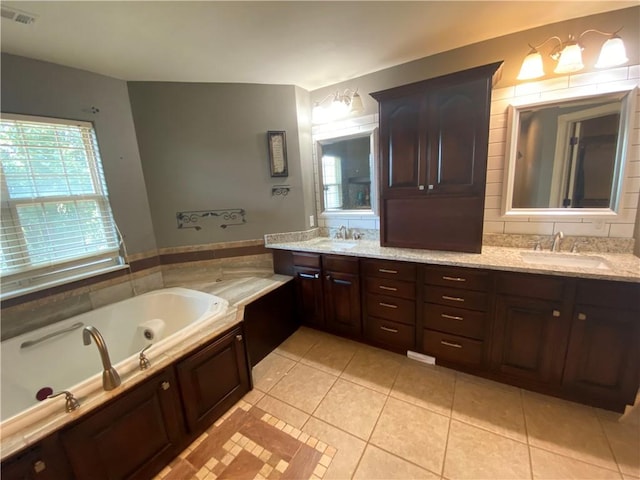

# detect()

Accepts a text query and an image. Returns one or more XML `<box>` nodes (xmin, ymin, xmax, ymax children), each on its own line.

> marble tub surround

<box><xmin>483</xmin><ymin>233</ymin><xmax>635</xmax><ymax>254</ymax></box>
<box><xmin>265</xmin><ymin>237</ymin><xmax>640</xmax><ymax>282</ymax></box>
<box><xmin>230</xmin><ymin>327</ymin><xmax>639</xmax><ymax>479</ymax></box>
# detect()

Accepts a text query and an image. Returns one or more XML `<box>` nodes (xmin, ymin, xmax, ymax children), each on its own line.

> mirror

<box><xmin>503</xmin><ymin>88</ymin><xmax>635</xmax><ymax>215</ymax></box>
<box><xmin>316</xmin><ymin>126</ymin><xmax>377</xmax><ymax>213</ymax></box>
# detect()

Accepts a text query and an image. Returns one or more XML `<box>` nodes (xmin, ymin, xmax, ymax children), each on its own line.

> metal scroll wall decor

<box><xmin>176</xmin><ymin>209</ymin><xmax>247</xmax><ymax>231</ymax></box>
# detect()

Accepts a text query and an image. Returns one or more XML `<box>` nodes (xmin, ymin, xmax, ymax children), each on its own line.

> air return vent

<box><xmin>1</xmin><ymin>6</ymin><xmax>37</xmax><ymax>25</ymax></box>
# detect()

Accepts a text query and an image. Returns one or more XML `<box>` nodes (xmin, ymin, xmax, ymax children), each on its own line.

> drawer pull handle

<box><xmin>379</xmin><ymin>302</ymin><xmax>398</xmax><ymax>309</ymax></box>
<box><xmin>440</xmin><ymin>340</ymin><xmax>463</xmax><ymax>349</ymax></box>
<box><xmin>442</xmin><ymin>276</ymin><xmax>466</xmax><ymax>282</ymax></box>
<box><xmin>299</xmin><ymin>272</ymin><xmax>319</xmax><ymax>279</ymax></box>
<box><xmin>441</xmin><ymin>313</ymin><xmax>464</xmax><ymax>321</ymax></box>
<box><xmin>442</xmin><ymin>295</ymin><xmax>465</xmax><ymax>302</ymax></box>
<box><xmin>333</xmin><ymin>279</ymin><xmax>352</xmax><ymax>286</ymax></box>
<box><xmin>380</xmin><ymin>326</ymin><xmax>399</xmax><ymax>333</ymax></box>
<box><xmin>379</xmin><ymin>285</ymin><xmax>398</xmax><ymax>292</ymax></box>
<box><xmin>379</xmin><ymin>268</ymin><xmax>398</xmax><ymax>274</ymax></box>
<box><xmin>552</xmin><ymin>310</ymin><xmax>561</xmax><ymax>317</ymax></box>
<box><xmin>578</xmin><ymin>312</ymin><xmax>587</xmax><ymax>321</ymax></box>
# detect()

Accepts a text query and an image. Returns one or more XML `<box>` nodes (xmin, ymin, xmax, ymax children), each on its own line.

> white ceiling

<box><xmin>1</xmin><ymin>1</ymin><xmax>635</xmax><ymax>91</ymax></box>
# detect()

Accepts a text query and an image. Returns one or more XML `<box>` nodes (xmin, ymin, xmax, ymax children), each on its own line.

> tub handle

<box><xmin>139</xmin><ymin>344</ymin><xmax>152</xmax><ymax>371</ymax></box>
<box><xmin>48</xmin><ymin>390</ymin><xmax>80</xmax><ymax>413</ymax></box>
<box><xmin>161</xmin><ymin>381</ymin><xmax>171</xmax><ymax>391</ymax></box>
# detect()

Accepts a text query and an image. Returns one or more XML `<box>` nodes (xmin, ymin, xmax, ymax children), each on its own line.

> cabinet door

<box><xmin>492</xmin><ymin>295</ymin><xmax>569</xmax><ymax>385</ymax></box>
<box><xmin>563</xmin><ymin>305</ymin><xmax>639</xmax><ymax>408</ymax></box>
<box><xmin>60</xmin><ymin>368</ymin><xmax>184</xmax><ymax>480</ymax></box>
<box><xmin>379</xmin><ymin>94</ymin><xmax>425</xmax><ymax>195</ymax></box>
<box><xmin>324</xmin><ymin>271</ymin><xmax>362</xmax><ymax>337</ymax></box>
<box><xmin>1</xmin><ymin>436</ymin><xmax>72</xmax><ymax>480</ymax></box>
<box><xmin>176</xmin><ymin>327</ymin><xmax>251</xmax><ymax>434</ymax></box>
<box><xmin>293</xmin><ymin>266</ymin><xmax>324</xmax><ymax>327</ymax></box>
<box><xmin>426</xmin><ymin>77</ymin><xmax>490</xmax><ymax>196</ymax></box>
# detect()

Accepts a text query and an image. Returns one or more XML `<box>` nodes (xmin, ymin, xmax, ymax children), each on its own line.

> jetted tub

<box><xmin>0</xmin><ymin>287</ymin><xmax>229</xmax><ymax>434</ymax></box>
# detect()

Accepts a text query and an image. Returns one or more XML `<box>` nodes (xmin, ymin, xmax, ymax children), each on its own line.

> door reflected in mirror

<box><xmin>317</xmin><ymin>129</ymin><xmax>376</xmax><ymax>212</ymax></box>
<box><xmin>505</xmin><ymin>88</ymin><xmax>635</xmax><ymax>214</ymax></box>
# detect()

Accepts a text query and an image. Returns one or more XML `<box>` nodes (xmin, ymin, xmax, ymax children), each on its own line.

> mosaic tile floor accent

<box><xmin>155</xmin><ymin>400</ymin><xmax>335</xmax><ymax>480</ymax></box>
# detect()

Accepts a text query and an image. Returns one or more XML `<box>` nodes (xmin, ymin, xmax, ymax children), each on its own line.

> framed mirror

<box><xmin>315</xmin><ymin>125</ymin><xmax>378</xmax><ymax>214</ymax></box>
<box><xmin>503</xmin><ymin>87</ymin><xmax>636</xmax><ymax>216</ymax></box>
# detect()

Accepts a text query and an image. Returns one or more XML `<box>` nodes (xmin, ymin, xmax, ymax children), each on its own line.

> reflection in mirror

<box><xmin>505</xmin><ymin>88</ymin><xmax>634</xmax><ymax>214</ymax></box>
<box><xmin>317</xmin><ymin>130</ymin><xmax>376</xmax><ymax>212</ymax></box>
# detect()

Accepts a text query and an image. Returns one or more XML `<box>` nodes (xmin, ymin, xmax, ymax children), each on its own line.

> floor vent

<box><xmin>1</xmin><ymin>6</ymin><xmax>37</xmax><ymax>25</ymax></box>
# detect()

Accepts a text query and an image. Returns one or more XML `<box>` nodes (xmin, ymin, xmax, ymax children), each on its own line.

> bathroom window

<box><xmin>0</xmin><ymin>114</ymin><xmax>123</xmax><ymax>298</ymax></box>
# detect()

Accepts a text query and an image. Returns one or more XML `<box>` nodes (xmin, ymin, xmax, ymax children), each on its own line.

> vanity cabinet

<box><xmin>371</xmin><ymin>62</ymin><xmax>502</xmax><ymax>253</ymax></box>
<box><xmin>1</xmin><ymin>435</ymin><xmax>72</xmax><ymax>480</ymax></box>
<box><xmin>422</xmin><ymin>265</ymin><xmax>492</xmax><ymax>368</ymax></box>
<box><xmin>59</xmin><ymin>367</ymin><xmax>184</xmax><ymax>480</ymax></box>
<box><xmin>562</xmin><ymin>280</ymin><xmax>640</xmax><ymax>409</ymax></box>
<box><xmin>362</xmin><ymin>258</ymin><xmax>417</xmax><ymax>352</ymax></box>
<box><xmin>323</xmin><ymin>255</ymin><xmax>362</xmax><ymax>338</ymax></box>
<box><xmin>176</xmin><ymin>326</ymin><xmax>251</xmax><ymax>436</ymax></box>
<box><xmin>293</xmin><ymin>253</ymin><xmax>325</xmax><ymax>328</ymax></box>
<box><xmin>491</xmin><ymin>273</ymin><xmax>573</xmax><ymax>386</ymax></box>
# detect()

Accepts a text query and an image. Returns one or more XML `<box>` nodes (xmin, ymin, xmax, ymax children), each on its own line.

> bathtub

<box><xmin>0</xmin><ymin>287</ymin><xmax>229</xmax><ymax>435</ymax></box>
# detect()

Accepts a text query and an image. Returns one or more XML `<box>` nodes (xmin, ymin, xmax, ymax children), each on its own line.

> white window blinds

<box><xmin>0</xmin><ymin>114</ymin><xmax>124</xmax><ymax>298</ymax></box>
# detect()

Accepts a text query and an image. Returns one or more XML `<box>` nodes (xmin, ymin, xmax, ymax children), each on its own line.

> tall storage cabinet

<box><xmin>371</xmin><ymin>62</ymin><xmax>502</xmax><ymax>253</ymax></box>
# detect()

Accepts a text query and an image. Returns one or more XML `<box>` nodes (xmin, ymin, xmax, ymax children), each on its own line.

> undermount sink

<box><xmin>520</xmin><ymin>251</ymin><xmax>610</xmax><ymax>270</ymax></box>
<box><xmin>311</xmin><ymin>239</ymin><xmax>359</xmax><ymax>250</ymax></box>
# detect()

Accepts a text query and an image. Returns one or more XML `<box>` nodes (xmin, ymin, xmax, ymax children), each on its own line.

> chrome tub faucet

<box><xmin>83</xmin><ymin>326</ymin><xmax>121</xmax><ymax>391</ymax></box>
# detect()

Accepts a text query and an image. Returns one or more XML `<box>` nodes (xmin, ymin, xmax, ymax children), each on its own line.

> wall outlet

<box><xmin>309</xmin><ymin>215</ymin><xmax>315</xmax><ymax>227</ymax></box>
<box><xmin>594</xmin><ymin>219</ymin><xmax>605</xmax><ymax>230</ymax></box>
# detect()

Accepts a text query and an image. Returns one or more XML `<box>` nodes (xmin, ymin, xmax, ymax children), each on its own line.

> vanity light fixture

<box><xmin>517</xmin><ymin>29</ymin><xmax>628</xmax><ymax>81</ymax></box>
<box><xmin>312</xmin><ymin>88</ymin><xmax>365</xmax><ymax>123</ymax></box>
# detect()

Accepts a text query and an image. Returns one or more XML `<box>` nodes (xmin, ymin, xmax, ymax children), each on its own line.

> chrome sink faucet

<box><xmin>83</xmin><ymin>326</ymin><xmax>121</xmax><ymax>391</ymax></box>
<box><xmin>551</xmin><ymin>231</ymin><xmax>564</xmax><ymax>252</ymax></box>
<box><xmin>336</xmin><ymin>225</ymin><xmax>348</xmax><ymax>239</ymax></box>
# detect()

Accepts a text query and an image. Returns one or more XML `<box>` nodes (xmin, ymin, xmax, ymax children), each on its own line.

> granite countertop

<box><xmin>266</xmin><ymin>238</ymin><xmax>640</xmax><ymax>283</ymax></box>
<box><xmin>1</xmin><ymin>274</ymin><xmax>292</xmax><ymax>461</ymax></box>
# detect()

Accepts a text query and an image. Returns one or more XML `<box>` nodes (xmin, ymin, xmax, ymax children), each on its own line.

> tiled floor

<box><xmin>162</xmin><ymin>327</ymin><xmax>640</xmax><ymax>480</ymax></box>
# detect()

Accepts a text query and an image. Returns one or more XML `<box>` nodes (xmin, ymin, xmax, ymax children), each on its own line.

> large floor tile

<box><xmin>597</xmin><ymin>410</ymin><xmax>640</xmax><ymax>477</ymax></box>
<box><xmin>269</xmin><ymin>363</ymin><xmax>337</xmax><ymax>413</ymax></box>
<box><xmin>391</xmin><ymin>361</ymin><xmax>455</xmax><ymax>417</ymax></box>
<box><xmin>303</xmin><ymin>417</ymin><xmax>367</xmax><ymax>480</ymax></box>
<box><xmin>252</xmin><ymin>352</ymin><xmax>296</xmax><ymax>392</ymax></box>
<box><xmin>341</xmin><ymin>345</ymin><xmax>403</xmax><ymax>394</ymax></box>
<box><xmin>530</xmin><ymin>446</ymin><xmax>622</xmax><ymax>479</ymax></box>
<box><xmin>523</xmin><ymin>391</ymin><xmax>618</xmax><ymax>470</ymax></box>
<box><xmin>313</xmin><ymin>378</ymin><xmax>387</xmax><ymax>440</ymax></box>
<box><xmin>451</xmin><ymin>375</ymin><xmax>526</xmax><ymax>441</ymax></box>
<box><xmin>274</xmin><ymin>327</ymin><xmax>325</xmax><ymax>361</ymax></box>
<box><xmin>443</xmin><ymin>419</ymin><xmax>530</xmax><ymax>480</ymax></box>
<box><xmin>353</xmin><ymin>444</ymin><xmax>439</xmax><ymax>480</ymax></box>
<box><xmin>370</xmin><ymin>397</ymin><xmax>449</xmax><ymax>474</ymax></box>
<box><xmin>300</xmin><ymin>335</ymin><xmax>358</xmax><ymax>376</ymax></box>
<box><xmin>255</xmin><ymin>394</ymin><xmax>310</xmax><ymax>429</ymax></box>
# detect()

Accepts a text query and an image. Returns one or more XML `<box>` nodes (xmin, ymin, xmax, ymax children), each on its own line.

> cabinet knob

<box><xmin>552</xmin><ymin>310</ymin><xmax>561</xmax><ymax>317</ymax></box>
<box><xmin>236</xmin><ymin>334</ymin><xmax>243</xmax><ymax>342</ymax></box>
<box><xmin>160</xmin><ymin>381</ymin><xmax>170</xmax><ymax>391</ymax></box>
<box><xmin>33</xmin><ymin>460</ymin><xmax>46</xmax><ymax>473</ymax></box>
<box><xmin>418</xmin><ymin>185</ymin><xmax>425</xmax><ymax>190</ymax></box>
<box><xmin>577</xmin><ymin>313</ymin><xmax>587</xmax><ymax>321</ymax></box>
<box><xmin>325</xmin><ymin>275</ymin><xmax>331</xmax><ymax>281</ymax></box>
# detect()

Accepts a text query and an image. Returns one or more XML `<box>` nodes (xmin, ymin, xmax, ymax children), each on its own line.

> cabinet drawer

<box><xmin>323</xmin><ymin>254</ymin><xmax>359</xmax><ymax>274</ymax></box>
<box><xmin>362</xmin><ymin>259</ymin><xmax>416</xmax><ymax>282</ymax></box>
<box><xmin>576</xmin><ymin>280</ymin><xmax>640</xmax><ymax>311</ymax></box>
<box><xmin>366</xmin><ymin>317</ymin><xmax>415</xmax><ymax>351</ymax></box>
<box><xmin>365</xmin><ymin>277</ymin><xmax>416</xmax><ymax>300</ymax></box>
<box><xmin>292</xmin><ymin>252</ymin><xmax>321</xmax><ymax>268</ymax></box>
<box><xmin>424</xmin><ymin>286</ymin><xmax>488</xmax><ymax>311</ymax></box>
<box><xmin>424</xmin><ymin>266</ymin><xmax>490</xmax><ymax>291</ymax></box>
<box><xmin>423</xmin><ymin>303</ymin><xmax>486</xmax><ymax>340</ymax></box>
<box><xmin>366</xmin><ymin>294</ymin><xmax>415</xmax><ymax>325</ymax></box>
<box><xmin>496</xmin><ymin>272</ymin><xmax>565</xmax><ymax>301</ymax></box>
<box><xmin>423</xmin><ymin>330</ymin><xmax>483</xmax><ymax>366</ymax></box>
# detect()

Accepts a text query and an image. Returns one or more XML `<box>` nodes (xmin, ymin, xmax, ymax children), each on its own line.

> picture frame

<box><xmin>267</xmin><ymin>130</ymin><xmax>288</xmax><ymax>177</ymax></box>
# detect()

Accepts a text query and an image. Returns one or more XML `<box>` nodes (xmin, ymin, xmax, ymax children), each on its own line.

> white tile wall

<box><xmin>486</xmin><ymin>64</ymin><xmax>640</xmax><ymax>239</ymax></box>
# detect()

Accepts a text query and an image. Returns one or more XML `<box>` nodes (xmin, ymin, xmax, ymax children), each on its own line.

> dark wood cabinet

<box><xmin>563</xmin><ymin>280</ymin><xmax>640</xmax><ymax>410</ymax></box>
<box><xmin>491</xmin><ymin>273</ymin><xmax>573</xmax><ymax>387</ymax></box>
<box><xmin>371</xmin><ymin>62</ymin><xmax>502</xmax><ymax>253</ymax></box>
<box><xmin>293</xmin><ymin>253</ymin><xmax>325</xmax><ymax>328</ymax></box>
<box><xmin>176</xmin><ymin>326</ymin><xmax>251</xmax><ymax>436</ymax></box>
<box><xmin>60</xmin><ymin>368</ymin><xmax>184</xmax><ymax>480</ymax></box>
<box><xmin>323</xmin><ymin>256</ymin><xmax>362</xmax><ymax>337</ymax></box>
<box><xmin>1</xmin><ymin>435</ymin><xmax>71</xmax><ymax>480</ymax></box>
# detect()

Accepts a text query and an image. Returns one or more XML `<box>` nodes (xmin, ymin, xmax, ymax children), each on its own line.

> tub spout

<box><xmin>82</xmin><ymin>326</ymin><xmax>121</xmax><ymax>391</ymax></box>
